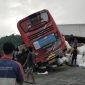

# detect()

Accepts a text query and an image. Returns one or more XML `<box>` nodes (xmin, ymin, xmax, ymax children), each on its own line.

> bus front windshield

<box><xmin>26</xmin><ymin>11</ymin><xmax>49</xmax><ymax>32</ymax></box>
<box><xmin>29</xmin><ymin>12</ymin><xmax>48</xmax><ymax>25</ymax></box>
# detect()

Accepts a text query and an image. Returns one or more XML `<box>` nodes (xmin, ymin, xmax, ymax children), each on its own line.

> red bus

<box><xmin>17</xmin><ymin>9</ymin><xmax>67</xmax><ymax>67</ymax></box>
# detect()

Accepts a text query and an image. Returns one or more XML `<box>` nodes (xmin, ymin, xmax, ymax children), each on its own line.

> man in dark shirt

<box><xmin>24</xmin><ymin>46</ymin><xmax>36</xmax><ymax>84</ymax></box>
<box><xmin>0</xmin><ymin>42</ymin><xmax>24</xmax><ymax>85</ymax></box>
<box><xmin>71</xmin><ymin>46</ymin><xmax>79</xmax><ymax>65</ymax></box>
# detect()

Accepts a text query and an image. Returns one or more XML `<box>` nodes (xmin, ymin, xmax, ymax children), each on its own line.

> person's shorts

<box><xmin>26</xmin><ymin>67</ymin><xmax>33</xmax><ymax>75</ymax></box>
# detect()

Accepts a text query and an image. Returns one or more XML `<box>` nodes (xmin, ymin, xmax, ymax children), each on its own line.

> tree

<box><xmin>0</xmin><ymin>34</ymin><xmax>23</xmax><ymax>52</ymax></box>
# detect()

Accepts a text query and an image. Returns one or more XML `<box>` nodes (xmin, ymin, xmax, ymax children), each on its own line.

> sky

<box><xmin>0</xmin><ymin>0</ymin><xmax>85</xmax><ymax>38</ymax></box>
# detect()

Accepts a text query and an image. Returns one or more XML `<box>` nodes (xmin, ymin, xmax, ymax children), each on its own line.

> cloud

<box><xmin>0</xmin><ymin>0</ymin><xmax>85</xmax><ymax>37</ymax></box>
<box><xmin>8</xmin><ymin>2</ymin><xmax>21</xmax><ymax>8</ymax></box>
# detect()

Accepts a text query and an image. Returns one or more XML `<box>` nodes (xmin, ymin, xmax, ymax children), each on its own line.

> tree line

<box><xmin>0</xmin><ymin>34</ymin><xmax>23</xmax><ymax>53</ymax></box>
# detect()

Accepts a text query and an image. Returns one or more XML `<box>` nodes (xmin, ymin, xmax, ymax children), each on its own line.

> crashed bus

<box><xmin>17</xmin><ymin>9</ymin><xmax>67</xmax><ymax>69</ymax></box>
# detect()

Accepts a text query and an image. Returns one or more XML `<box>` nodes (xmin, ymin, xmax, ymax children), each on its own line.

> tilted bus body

<box><xmin>17</xmin><ymin>9</ymin><xmax>67</xmax><ymax>67</ymax></box>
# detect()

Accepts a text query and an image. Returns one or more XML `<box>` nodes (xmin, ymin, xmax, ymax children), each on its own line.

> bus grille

<box><xmin>29</xmin><ymin>25</ymin><xmax>53</xmax><ymax>41</ymax></box>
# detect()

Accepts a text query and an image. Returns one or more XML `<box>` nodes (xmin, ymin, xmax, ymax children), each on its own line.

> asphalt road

<box><xmin>24</xmin><ymin>65</ymin><xmax>85</xmax><ymax>85</ymax></box>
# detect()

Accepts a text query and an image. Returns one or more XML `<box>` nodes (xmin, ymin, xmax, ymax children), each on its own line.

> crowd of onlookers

<box><xmin>0</xmin><ymin>42</ymin><xmax>37</xmax><ymax>85</ymax></box>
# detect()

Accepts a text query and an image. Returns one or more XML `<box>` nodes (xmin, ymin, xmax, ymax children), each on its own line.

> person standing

<box><xmin>0</xmin><ymin>42</ymin><xmax>24</xmax><ymax>85</ymax></box>
<box><xmin>71</xmin><ymin>46</ymin><xmax>79</xmax><ymax>65</ymax></box>
<box><xmin>24</xmin><ymin>46</ymin><xmax>36</xmax><ymax>84</ymax></box>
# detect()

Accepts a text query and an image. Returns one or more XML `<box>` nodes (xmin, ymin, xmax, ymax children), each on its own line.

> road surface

<box><xmin>24</xmin><ymin>65</ymin><xmax>85</xmax><ymax>85</ymax></box>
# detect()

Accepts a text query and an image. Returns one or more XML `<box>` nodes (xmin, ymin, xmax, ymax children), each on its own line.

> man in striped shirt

<box><xmin>0</xmin><ymin>42</ymin><xmax>24</xmax><ymax>85</ymax></box>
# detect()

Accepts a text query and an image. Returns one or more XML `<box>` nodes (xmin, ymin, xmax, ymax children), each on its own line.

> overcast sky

<box><xmin>0</xmin><ymin>0</ymin><xmax>85</xmax><ymax>38</ymax></box>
